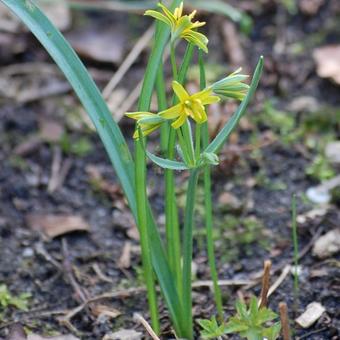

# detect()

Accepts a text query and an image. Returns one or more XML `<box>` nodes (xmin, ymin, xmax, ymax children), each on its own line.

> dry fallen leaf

<box><xmin>118</xmin><ymin>241</ymin><xmax>132</xmax><ymax>269</ymax></box>
<box><xmin>313</xmin><ymin>45</ymin><xmax>340</xmax><ymax>84</ymax></box>
<box><xmin>296</xmin><ymin>207</ymin><xmax>329</xmax><ymax>224</ymax></box>
<box><xmin>5</xmin><ymin>324</ymin><xmax>80</xmax><ymax>340</ymax></box>
<box><xmin>27</xmin><ymin>335</ymin><xmax>79</xmax><ymax>340</ymax></box>
<box><xmin>67</xmin><ymin>23</ymin><xmax>126</xmax><ymax>64</ymax></box>
<box><xmin>103</xmin><ymin>329</ymin><xmax>142</xmax><ymax>340</ymax></box>
<box><xmin>295</xmin><ymin>302</ymin><xmax>326</xmax><ymax>328</ymax></box>
<box><xmin>5</xmin><ymin>323</ymin><xmax>26</xmax><ymax>340</ymax></box>
<box><xmin>26</xmin><ymin>214</ymin><xmax>90</xmax><ymax>239</ymax></box>
<box><xmin>299</xmin><ymin>0</ymin><xmax>324</xmax><ymax>15</ymax></box>
<box><xmin>39</xmin><ymin>118</ymin><xmax>64</xmax><ymax>143</ymax></box>
<box><xmin>325</xmin><ymin>141</ymin><xmax>340</xmax><ymax>166</ymax></box>
<box><xmin>91</xmin><ymin>304</ymin><xmax>121</xmax><ymax>321</ymax></box>
<box><xmin>221</xmin><ymin>21</ymin><xmax>246</xmax><ymax>67</ymax></box>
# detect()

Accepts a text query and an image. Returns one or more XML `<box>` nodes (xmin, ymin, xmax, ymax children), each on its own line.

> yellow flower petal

<box><xmin>192</xmin><ymin>101</ymin><xmax>207</xmax><ymax>123</ymax></box>
<box><xmin>125</xmin><ymin>111</ymin><xmax>154</xmax><ymax>120</ymax></box>
<box><xmin>144</xmin><ymin>10</ymin><xmax>173</xmax><ymax>27</ymax></box>
<box><xmin>172</xmin><ymin>81</ymin><xmax>189</xmax><ymax>102</ymax></box>
<box><xmin>172</xmin><ymin>112</ymin><xmax>187</xmax><ymax>129</ymax></box>
<box><xmin>159</xmin><ymin>103</ymin><xmax>182</xmax><ymax>119</ymax></box>
<box><xmin>182</xmin><ymin>30</ymin><xmax>208</xmax><ymax>53</ymax></box>
<box><xmin>158</xmin><ymin>2</ymin><xmax>176</xmax><ymax>25</ymax></box>
<box><xmin>174</xmin><ymin>2</ymin><xmax>183</xmax><ymax>19</ymax></box>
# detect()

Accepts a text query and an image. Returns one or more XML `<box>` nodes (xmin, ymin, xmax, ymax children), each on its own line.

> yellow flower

<box><xmin>145</xmin><ymin>2</ymin><xmax>208</xmax><ymax>52</ymax></box>
<box><xmin>125</xmin><ymin>111</ymin><xmax>164</xmax><ymax>139</ymax></box>
<box><xmin>211</xmin><ymin>68</ymin><xmax>249</xmax><ymax>101</ymax></box>
<box><xmin>159</xmin><ymin>81</ymin><xmax>220</xmax><ymax>129</ymax></box>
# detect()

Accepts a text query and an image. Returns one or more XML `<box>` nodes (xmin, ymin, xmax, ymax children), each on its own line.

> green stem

<box><xmin>195</xmin><ymin>124</ymin><xmax>201</xmax><ymax>161</ymax></box>
<box><xmin>164</xmin><ymin>43</ymin><xmax>195</xmax><ymax>295</ymax></box>
<box><xmin>182</xmin><ymin>168</ymin><xmax>199</xmax><ymax>340</ymax></box>
<box><xmin>199</xmin><ymin>49</ymin><xmax>224</xmax><ymax>321</ymax></box>
<box><xmin>156</xmin><ymin>63</ymin><xmax>169</xmax><ymax>156</ymax></box>
<box><xmin>135</xmin><ymin>139</ymin><xmax>160</xmax><ymax>334</ymax></box>
<box><xmin>170</xmin><ymin>41</ymin><xmax>178</xmax><ymax>80</ymax></box>
<box><xmin>176</xmin><ymin>127</ymin><xmax>191</xmax><ymax>165</ymax></box>
<box><xmin>291</xmin><ymin>194</ymin><xmax>299</xmax><ymax>308</ymax></box>
<box><xmin>181</xmin><ymin>120</ymin><xmax>195</xmax><ymax>166</ymax></box>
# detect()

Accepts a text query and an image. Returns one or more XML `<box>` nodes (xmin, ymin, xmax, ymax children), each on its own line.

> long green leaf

<box><xmin>2</xmin><ymin>0</ymin><xmax>185</xmax><ymax>334</ymax></box>
<box><xmin>205</xmin><ymin>56</ymin><xmax>264</xmax><ymax>154</ymax></box>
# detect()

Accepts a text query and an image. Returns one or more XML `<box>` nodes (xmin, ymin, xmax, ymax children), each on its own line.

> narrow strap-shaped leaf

<box><xmin>3</xmin><ymin>1</ymin><xmax>186</xmax><ymax>334</ymax></box>
<box><xmin>146</xmin><ymin>151</ymin><xmax>189</xmax><ymax>170</ymax></box>
<box><xmin>205</xmin><ymin>56</ymin><xmax>264</xmax><ymax>154</ymax></box>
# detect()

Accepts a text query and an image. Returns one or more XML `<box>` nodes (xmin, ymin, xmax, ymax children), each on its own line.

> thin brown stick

<box><xmin>279</xmin><ymin>302</ymin><xmax>291</xmax><ymax>340</ymax></box>
<box><xmin>133</xmin><ymin>313</ymin><xmax>160</xmax><ymax>340</ymax></box>
<box><xmin>61</xmin><ymin>238</ymin><xmax>88</xmax><ymax>303</ymax></box>
<box><xmin>259</xmin><ymin>260</ymin><xmax>272</xmax><ymax>308</ymax></box>
<box><xmin>103</xmin><ymin>26</ymin><xmax>154</xmax><ymax>99</ymax></box>
<box><xmin>267</xmin><ymin>265</ymin><xmax>291</xmax><ymax>298</ymax></box>
<box><xmin>192</xmin><ymin>279</ymin><xmax>255</xmax><ymax>288</ymax></box>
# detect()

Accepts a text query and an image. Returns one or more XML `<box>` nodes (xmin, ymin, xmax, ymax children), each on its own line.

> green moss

<box><xmin>0</xmin><ymin>284</ymin><xmax>31</xmax><ymax>312</ymax></box>
<box><xmin>60</xmin><ymin>133</ymin><xmax>93</xmax><ymax>157</ymax></box>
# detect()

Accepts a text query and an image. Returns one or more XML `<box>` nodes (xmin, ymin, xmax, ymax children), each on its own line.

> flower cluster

<box><xmin>145</xmin><ymin>2</ymin><xmax>208</xmax><ymax>52</ymax></box>
<box><xmin>126</xmin><ymin>2</ymin><xmax>250</xmax><ymax>139</ymax></box>
<box><xmin>126</xmin><ymin>72</ymin><xmax>249</xmax><ymax>139</ymax></box>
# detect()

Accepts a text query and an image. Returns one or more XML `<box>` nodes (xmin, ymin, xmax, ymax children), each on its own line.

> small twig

<box><xmin>48</xmin><ymin>146</ymin><xmax>62</xmax><ymax>193</ymax></box>
<box><xmin>296</xmin><ymin>327</ymin><xmax>328</xmax><ymax>340</ymax></box>
<box><xmin>103</xmin><ymin>25</ymin><xmax>154</xmax><ymax>99</ymax></box>
<box><xmin>114</xmin><ymin>45</ymin><xmax>171</xmax><ymax>121</ymax></box>
<box><xmin>92</xmin><ymin>263</ymin><xmax>114</xmax><ymax>283</ymax></box>
<box><xmin>279</xmin><ymin>302</ymin><xmax>291</xmax><ymax>340</ymax></box>
<box><xmin>48</xmin><ymin>147</ymin><xmax>73</xmax><ymax>193</ymax></box>
<box><xmin>134</xmin><ymin>313</ymin><xmax>160</xmax><ymax>340</ymax></box>
<box><xmin>114</xmin><ymin>81</ymin><xmax>143</xmax><ymax>121</ymax></box>
<box><xmin>61</xmin><ymin>238</ymin><xmax>88</xmax><ymax>303</ymax></box>
<box><xmin>192</xmin><ymin>279</ymin><xmax>254</xmax><ymax>288</ymax></box>
<box><xmin>35</xmin><ymin>242</ymin><xmax>62</xmax><ymax>270</ymax></box>
<box><xmin>259</xmin><ymin>260</ymin><xmax>272</xmax><ymax>308</ymax></box>
<box><xmin>267</xmin><ymin>265</ymin><xmax>291</xmax><ymax>298</ymax></box>
<box><xmin>60</xmin><ymin>287</ymin><xmax>145</xmax><ymax>323</ymax></box>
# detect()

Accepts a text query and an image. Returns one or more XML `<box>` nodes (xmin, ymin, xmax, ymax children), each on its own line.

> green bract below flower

<box><xmin>145</xmin><ymin>2</ymin><xmax>208</xmax><ymax>52</ymax></box>
<box><xmin>125</xmin><ymin>111</ymin><xmax>165</xmax><ymax>139</ymax></box>
<box><xmin>211</xmin><ymin>68</ymin><xmax>250</xmax><ymax>101</ymax></box>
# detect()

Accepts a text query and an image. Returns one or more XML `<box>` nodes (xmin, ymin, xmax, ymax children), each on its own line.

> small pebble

<box><xmin>22</xmin><ymin>247</ymin><xmax>34</xmax><ymax>258</ymax></box>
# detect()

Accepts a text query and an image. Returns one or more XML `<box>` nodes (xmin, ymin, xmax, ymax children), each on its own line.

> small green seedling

<box><xmin>0</xmin><ymin>284</ymin><xmax>30</xmax><ymax>311</ymax></box>
<box><xmin>197</xmin><ymin>316</ymin><xmax>226</xmax><ymax>339</ymax></box>
<box><xmin>224</xmin><ymin>297</ymin><xmax>281</xmax><ymax>340</ymax></box>
<box><xmin>199</xmin><ymin>297</ymin><xmax>281</xmax><ymax>340</ymax></box>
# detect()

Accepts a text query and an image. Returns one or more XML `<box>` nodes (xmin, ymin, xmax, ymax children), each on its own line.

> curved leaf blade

<box><xmin>146</xmin><ymin>151</ymin><xmax>189</xmax><ymax>170</ymax></box>
<box><xmin>205</xmin><ymin>56</ymin><xmax>264</xmax><ymax>154</ymax></box>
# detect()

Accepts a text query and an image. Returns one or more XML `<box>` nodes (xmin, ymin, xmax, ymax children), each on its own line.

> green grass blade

<box><xmin>205</xmin><ymin>56</ymin><xmax>264</xmax><ymax>154</ymax></box>
<box><xmin>2</xmin><ymin>0</ymin><xmax>137</xmax><ymax>213</ymax></box>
